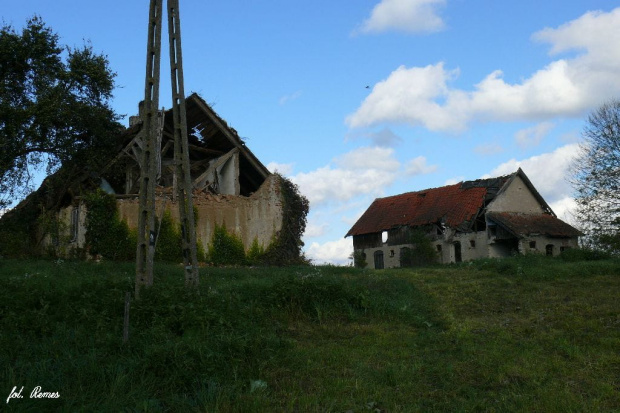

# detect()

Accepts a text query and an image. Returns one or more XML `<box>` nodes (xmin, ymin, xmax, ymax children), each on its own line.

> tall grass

<box><xmin>0</xmin><ymin>255</ymin><xmax>619</xmax><ymax>411</ymax></box>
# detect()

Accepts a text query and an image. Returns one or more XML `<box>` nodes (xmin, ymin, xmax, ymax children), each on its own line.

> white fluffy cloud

<box><xmin>306</xmin><ymin>237</ymin><xmax>353</xmax><ymax>265</ymax></box>
<box><xmin>290</xmin><ymin>146</ymin><xmax>400</xmax><ymax>206</ymax></box>
<box><xmin>347</xmin><ymin>8</ymin><xmax>620</xmax><ymax>131</ymax></box>
<box><xmin>514</xmin><ymin>122</ymin><xmax>554</xmax><ymax>149</ymax></box>
<box><xmin>356</xmin><ymin>0</ymin><xmax>446</xmax><ymax>34</ymax></box>
<box><xmin>487</xmin><ymin>143</ymin><xmax>580</xmax><ymax>219</ymax></box>
<box><xmin>405</xmin><ymin>156</ymin><xmax>437</xmax><ymax>175</ymax></box>
<box><xmin>346</xmin><ymin>63</ymin><xmax>463</xmax><ymax>131</ymax></box>
<box><xmin>304</xmin><ymin>222</ymin><xmax>327</xmax><ymax>238</ymax></box>
<box><xmin>266</xmin><ymin>162</ymin><xmax>294</xmax><ymax>176</ymax></box>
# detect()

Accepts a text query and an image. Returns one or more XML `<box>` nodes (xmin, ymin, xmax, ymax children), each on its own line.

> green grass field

<box><xmin>1</xmin><ymin>256</ymin><xmax>619</xmax><ymax>412</ymax></box>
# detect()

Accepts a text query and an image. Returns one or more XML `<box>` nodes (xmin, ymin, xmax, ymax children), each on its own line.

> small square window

<box><xmin>436</xmin><ymin>245</ymin><xmax>442</xmax><ymax>252</ymax></box>
<box><xmin>470</xmin><ymin>240</ymin><xmax>476</xmax><ymax>248</ymax></box>
<box><xmin>529</xmin><ymin>241</ymin><xmax>536</xmax><ymax>249</ymax></box>
<box><xmin>390</xmin><ymin>250</ymin><xmax>395</xmax><ymax>257</ymax></box>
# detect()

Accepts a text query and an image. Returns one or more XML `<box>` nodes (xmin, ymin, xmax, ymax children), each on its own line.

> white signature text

<box><xmin>6</xmin><ymin>386</ymin><xmax>60</xmax><ymax>404</ymax></box>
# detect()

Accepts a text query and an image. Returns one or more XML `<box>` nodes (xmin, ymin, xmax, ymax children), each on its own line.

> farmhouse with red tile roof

<box><xmin>345</xmin><ymin>168</ymin><xmax>581</xmax><ymax>269</ymax></box>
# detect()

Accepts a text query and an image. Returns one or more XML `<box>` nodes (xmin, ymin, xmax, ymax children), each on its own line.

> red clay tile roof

<box><xmin>486</xmin><ymin>212</ymin><xmax>582</xmax><ymax>238</ymax></box>
<box><xmin>346</xmin><ymin>183</ymin><xmax>490</xmax><ymax>237</ymax></box>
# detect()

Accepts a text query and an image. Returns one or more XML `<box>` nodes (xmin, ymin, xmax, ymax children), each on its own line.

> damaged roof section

<box><xmin>345</xmin><ymin>171</ymin><xmax>534</xmax><ymax>237</ymax></box>
<box><xmin>345</xmin><ymin>177</ymin><xmax>508</xmax><ymax>237</ymax></box>
<box><xmin>487</xmin><ymin>212</ymin><xmax>583</xmax><ymax>238</ymax></box>
<box><xmin>103</xmin><ymin>93</ymin><xmax>270</xmax><ymax>197</ymax></box>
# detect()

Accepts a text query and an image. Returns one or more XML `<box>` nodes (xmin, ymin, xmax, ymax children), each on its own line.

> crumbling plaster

<box><xmin>50</xmin><ymin>174</ymin><xmax>283</xmax><ymax>257</ymax></box>
<box><xmin>363</xmin><ymin>229</ymin><xmax>492</xmax><ymax>269</ymax></box>
<box><xmin>117</xmin><ymin>174</ymin><xmax>283</xmax><ymax>252</ymax></box>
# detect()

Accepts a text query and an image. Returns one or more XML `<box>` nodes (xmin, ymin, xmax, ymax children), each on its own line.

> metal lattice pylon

<box><xmin>136</xmin><ymin>0</ymin><xmax>199</xmax><ymax>296</ymax></box>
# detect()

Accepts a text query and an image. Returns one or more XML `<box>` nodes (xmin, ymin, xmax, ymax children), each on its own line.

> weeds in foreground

<box><xmin>0</xmin><ymin>256</ymin><xmax>619</xmax><ymax>411</ymax></box>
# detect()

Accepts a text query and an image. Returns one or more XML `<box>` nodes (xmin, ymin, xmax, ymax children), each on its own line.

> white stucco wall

<box><xmin>360</xmin><ymin>229</ymin><xmax>491</xmax><ymax>268</ymax></box>
<box><xmin>487</xmin><ymin>175</ymin><xmax>545</xmax><ymax>214</ymax></box>
<box><xmin>519</xmin><ymin>236</ymin><xmax>580</xmax><ymax>256</ymax></box>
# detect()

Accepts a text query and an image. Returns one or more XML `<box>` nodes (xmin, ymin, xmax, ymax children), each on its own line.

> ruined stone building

<box><xmin>1</xmin><ymin>93</ymin><xmax>304</xmax><ymax>261</ymax></box>
<box><xmin>346</xmin><ymin>169</ymin><xmax>581</xmax><ymax>269</ymax></box>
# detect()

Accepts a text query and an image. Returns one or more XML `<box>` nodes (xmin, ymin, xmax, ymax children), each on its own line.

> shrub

<box><xmin>208</xmin><ymin>223</ymin><xmax>247</xmax><ymax>266</ymax></box>
<box><xmin>246</xmin><ymin>237</ymin><xmax>265</xmax><ymax>265</ymax></box>
<box><xmin>352</xmin><ymin>251</ymin><xmax>368</xmax><ymax>268</ymax></box>
<box><xmin>154</xmin><ymin>210</ymin><xmax>182</xmax><ymax>262</ymax></box>
<box><xmin>559</xmin><ymin>247</ymin><xmax>613</xmax><ymax>262</ymax></box>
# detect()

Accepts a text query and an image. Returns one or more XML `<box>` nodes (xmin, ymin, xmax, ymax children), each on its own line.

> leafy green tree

<box><xmin>570</xmin><ymin>99</ymin><xmax>620</xmax><ymax>253</ymax></box>
<box><xmin>0</xmin><ymin>16</ymin><xmax>122</xmax><ymax>208</ymax></box>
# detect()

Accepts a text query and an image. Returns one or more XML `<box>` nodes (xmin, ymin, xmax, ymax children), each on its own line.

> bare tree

<box><xmin>570</xmin><ymin>99</ymin><xmax>620</xmax><ymax>252</ymax></box>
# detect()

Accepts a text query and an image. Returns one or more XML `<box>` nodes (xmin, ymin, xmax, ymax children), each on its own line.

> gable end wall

<box><xmin>486</xmin><ymin>175</ymin><xmax>545</xmax><ymax>214</ymax></box>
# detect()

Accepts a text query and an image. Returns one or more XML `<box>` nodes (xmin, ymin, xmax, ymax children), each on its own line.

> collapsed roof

<box><xmin>5</xmin><ymin>93</ymin><xmax>271</xmax><ymax>216</ymax></box>
<box><xmin>103</xmin><ymin>93</ymin><xmax>270</xmax><ymax>197</ymax></box>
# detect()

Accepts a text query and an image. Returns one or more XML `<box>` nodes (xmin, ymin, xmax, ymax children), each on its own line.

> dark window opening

<box><xmin>390</xmin><ymin>250</ymin><xmax>395</xmax><ymax>257</ymax></box>
<box><xmin>470</xmin><ymin>240</ymin><xmax>476</xmax><ymax>248</ymax></box>
<box><xmin>436</xmin><ymin>244</ymin><xmax>442</xmax><ymax>252</ymax></box>
<box><xmin>529</xmin><ymin>241</ymin><xmax>536</xmax><ymax>249</ymax></box>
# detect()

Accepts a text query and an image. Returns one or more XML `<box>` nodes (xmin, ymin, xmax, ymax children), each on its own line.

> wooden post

<box><xmin>123</xmin><ymin>292</ymin><xmax>131</xmax><ymax>344</ymax></box>
<box><xmin>167</xmin><ymin>0</ymin><xmax>200</xmax><ymax>288</ymax></box>
<box><xmin>135</xmin><ymin>0</ymin><xmax>163</xmax><ymax>297</ymax></box>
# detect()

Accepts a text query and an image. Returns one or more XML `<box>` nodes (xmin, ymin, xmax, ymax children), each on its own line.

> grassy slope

<box><xmin>0</xmin><ymin>256</ymin><xmax>619</xmax><ymax>412</ymax></box>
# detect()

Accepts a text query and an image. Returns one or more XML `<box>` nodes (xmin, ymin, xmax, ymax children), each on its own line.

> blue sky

<box><xmin>4</xmin><ymin>0</ymin><xmax>620</xmax><ymax>264</ymax></box>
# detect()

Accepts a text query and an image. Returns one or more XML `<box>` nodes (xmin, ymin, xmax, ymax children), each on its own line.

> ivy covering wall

<box><xmin>260</xmin><ymin>174</ymin><xmax>310</xmax><ymax>266</ymax></box>
<box><xmin>83</xmin><ymin>190</ymin><xmax>135</xmax><ymax>261</ymax></box>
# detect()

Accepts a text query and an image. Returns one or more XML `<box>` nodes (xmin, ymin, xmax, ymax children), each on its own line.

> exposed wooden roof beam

<box><xmin>188</xmin><ymin>144</ymin><xmax>224</xmax><ymax>156</ymax></box>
